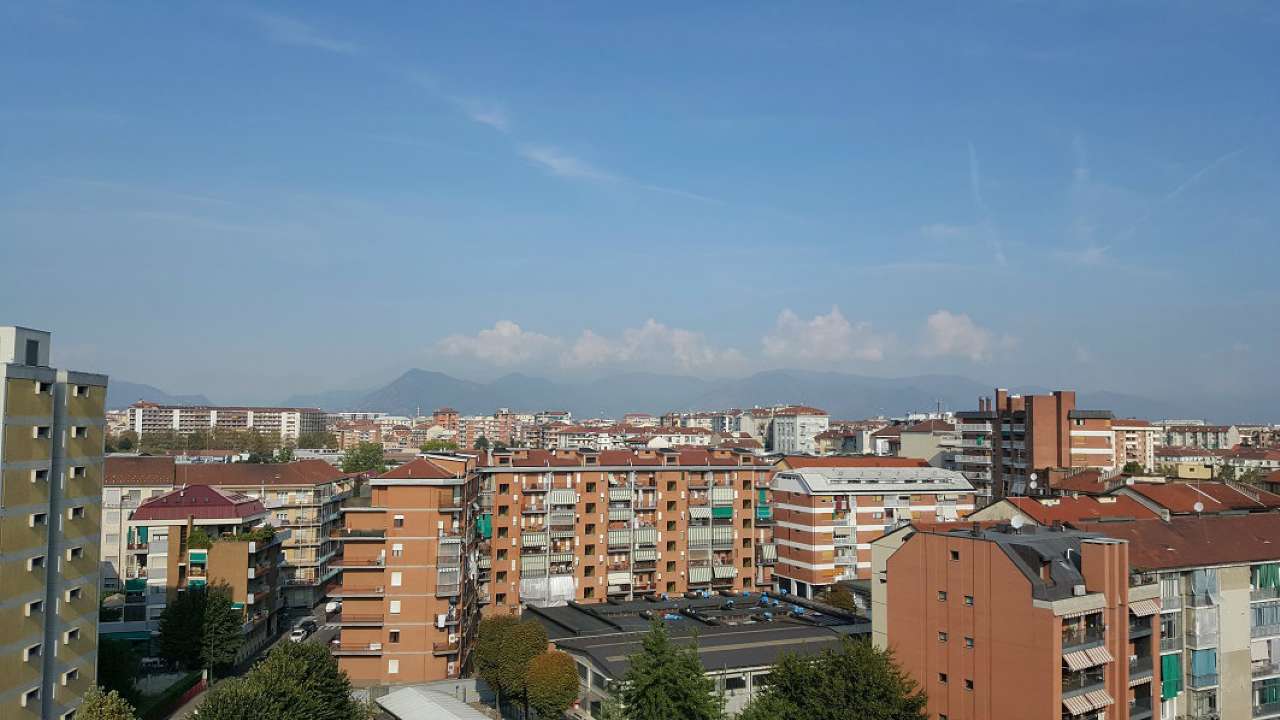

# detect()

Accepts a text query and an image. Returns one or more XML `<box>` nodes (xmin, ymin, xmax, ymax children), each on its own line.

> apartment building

<box><xmin>126</xmin><ymin>402</ymin><xmax>326</xmax><ymax>443</ymax></box>
<box><xmin>103</xmin><ymin>457</ymin><xmax>355</xmax><ymax>607</ymax></box>
<box><xmin>123</xmin><ymin>485</ymin><xmax>287</xmax><ymax>662</ymax></box>
<box><xmin>899</xmin><ymin>420</ymin><xmax>960</xmax><ymax>467</ymax></box>
<box><xmin>475</xmin><ymin>448</ymin><xmax>774</xmax><ymax>615</ymax></box>
<box><xmin>1074</xmin><ymin>515</ymin><xmax>1280</xmax><ymax>720</ymax></box>
<box><xmin>951</xmin><ymin>406</ymin><xmax>997</xmax><ymax>504</ymax></box>
<box><xmin>1162</xmin><ymin>424</ymin><xmax>1242</xmax><ymax>451</ymax></box>
<box><xmin>988</xmin><ymin>389</ymin><xmax>1116</xmax><ymax>498</ymax></box>
<box><xmin>769</xmin><ymin>406</ymin><xmax>830</xmax><ymax>454</ymax></box>
<box><xmin>331</xmin><ymin>454</ymin><xmax>479</xmax><ymax>686</ymax></box>
<box><xmin>874</xmin><ymin>523</ymin><xmax>1160</xmax><ymax>720</ymax></box>
<box><xmin>1113</xmin><ymin>419</ymin><xmax>1158</xmax><ymax>472</ymax></box>
<box><xmin>968</xmin><ymin>494</ymin><xmax>1162</xmax><ymax>525</ymax></box>
<box><xmin>770</xmin><ymin>461</ymin><xmax>975</xmax><ymax>596</ymax></box>
<box><xmin>1</xmin><ymin>326</ymin><xmax>106</xmax><ymax>720</ymax></box>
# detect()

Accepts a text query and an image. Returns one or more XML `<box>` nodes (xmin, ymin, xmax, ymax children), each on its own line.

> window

<box><xmin>389</xmin><ymin>630</ymin><xmax>400</xmax><ymax>643</ymax></box>
<box><xmin>70</xmin><ymin>466</ymin><xmax>86</xmax><ymax>479</ymax></box>
<box><xmin>24</xmin><ymin>339</ymin><xmax>39</xmax><ymax>365</ymax></box>
<box><xmin>394</xmin><ymin>515</ymin><xmax>404</xmax><ymax>528</ymax></box>
<box><xmin>30</xmin><ymin>512</ymin><xmax>48</xmax><ymax>527</ymax></box>
<box><xmin>73</xmin><ymin>384</ymin><xmax>89</xmax><ymax>397</ymax></box>
<box><xmin>964</xmin><ymin>679</ymin><xmax>974</xmax><ymax>691</ymax></box>
<box><xmin>66</xmin><ymin>586</ymin><xmax>83</xmax><ymax>602</ymax></box>
<box><xmin>31</xmin><ymin>468</ymin><xmax>48</xmax><ymax>482</ymax></box>
<box><xmin>938</xmin><ymin>631</ymin><xmax>948</xmax><ymax>642</ymax></box>
<box><xmin>24</xmin><ymin>644</ymin><xmax>42</xmax><ymax>661</ymax></box>
<box><xmin>29</xmin><ymin>555</ymin><xmax>46</xmax><ymax>570</ymax></box>
<box><xmin>64</xmin><ymin>627</ymin><xmax>81</xmax><ymax>644</ymax></box>
<box><xmin>938</xmin><ymin>673</ymin><xmax>947</xmax><ymax>683</ymax></box>
<box><xmin>964</xmin><ymin>595</ymin><xmax>974</xmax><ymax>606</ymax></box>
<box><xmin>388</xmin><ymin>659</ymin><xmax>399</xmax><ymax>674</ymax></box>
<box><xmin>34</xmin><ymin>426</ymin><xmax>51</xmax><ymax>439</ymax></box>
<box><xmin>964</xmin><ymin>636</ymin><xmax>974</xmax><ymax>648</ymax></box>
<box><xmin>391</xmin><ymin>572</ymin><xmax>403</xmax><ymax>587</ymax></box>
<box><xmin>71</xmin><ymin>426</ymin><xmax>88</xmax><ymax>439</ymax></box>
<box><xmin>62</xmin><ymin>667</ymin><xmax>80</xmax><ymax>685</ymax></box>
<box><xmin>22</xmin><ymin>687</ymin><xmax>39</xmax><ymax>708</ymax></box>
<box><xmin>67</xmin><ymin>546</ymin><xmax>85</xmax><ymax>560</ymax></box>
<box><xmin>937</xmin><ymin>591</ymin><xmax>947</xmax><ymax>601</ymax></box>
<box><xmin>36</xmin><ymin>381</ymin><xmax>52</xmax><ymax>394</ymax></box>
<box><xmin>26</xmin><ymin>600</ymin><xmax>43</xmax><ymax>616</ymax></box>
<box><xmin>389</xmin><ymin>600</ymin><xmax>401</xmax><ymax>614</ymax></box>
<box><xmin>392</xmin><ymin>543</ymin><xmax>403</xmax><ymax>558</ymax></box>
<box><xmin>951</xmin><ymin>550</ymin><xmax>960</xmax><ymax>561</ymax></box>
<box><xmin>68</xmin><ymin>505</ymin><xmax>86</xmax><ymax>520</ymax></box>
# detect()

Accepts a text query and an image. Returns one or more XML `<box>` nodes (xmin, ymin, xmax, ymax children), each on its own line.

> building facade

<box><xmin>770</xmin><ymin>460</ymin><xmax>975</xmax><ymax>595</ymax></box>
<box><xmin>126</xmin><ymin>402</ymin><xmax>326</xmax><ymax>443</ymax></box>
<box><xmin>988</xmin><ymin>389</ymin><xmax>1116</xmax><ymax>498</ymax></box>
<box><xmin>951</xmin><ymin>407</ymin><xmax>997</xmax><ymax>504</ymax></box>
<box><xmin>332</xmin><ymin>455</ymin><xmax>479</xmax><ymax>686</ymax></box>
<box><xmin>769</xmin><ymin>406</ymin><xmax>830</xmax><ymax>454</ymax></box>
<box><xmin>1113</xmin><ymin>419</ymin><xmax>1159</xmax><ymax>472</ymax></box>
<box><xmin>1162</xmin><ymin>425</ymin><xmax>1242</xmax><ymax>451</ymax></box>
<box><xmin>0</xmin><ymin>326</ymin><xmax>106</xmax><ymax>720</ymax></box>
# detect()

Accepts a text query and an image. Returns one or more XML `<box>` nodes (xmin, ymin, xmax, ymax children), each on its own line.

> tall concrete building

<box><xmin>0</xmin><ymin>326</ymin><xmax>107</xmax><ymax>720</ymax></box>
<box><xmin>125</xmin><ymin>402</ymin><xmax>325</xmax><ymax>443</ymax></box>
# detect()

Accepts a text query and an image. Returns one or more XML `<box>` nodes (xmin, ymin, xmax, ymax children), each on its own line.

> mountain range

<box><xmin>106</xmin><ymin>380</ymin><xmax>211</xmax><ymax>410</ymax></box>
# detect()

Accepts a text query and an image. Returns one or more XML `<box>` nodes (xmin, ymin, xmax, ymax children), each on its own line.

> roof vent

<box><xmin>1072</xmin><ymin>584</ymin><xmax>1086</xmax><ymax>597</ymax></box>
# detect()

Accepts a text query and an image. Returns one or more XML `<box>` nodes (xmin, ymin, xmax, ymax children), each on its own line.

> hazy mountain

<box><xmin>106</xmin><ymin>381</ymin><xmax>210</xmax><ymax>410</ymax></box>
<box><xmin>281</xmin><ymin>387</ymin><xmax>370</xmax><ymax>411</ymax></box>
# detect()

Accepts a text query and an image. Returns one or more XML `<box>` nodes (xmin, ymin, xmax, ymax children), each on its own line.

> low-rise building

<box><xmin>899</xmin><ymin>419</ymin><xmax>959</xmax><ymax>467</ymax></box>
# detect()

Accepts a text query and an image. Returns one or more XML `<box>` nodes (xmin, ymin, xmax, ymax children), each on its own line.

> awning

<box><xmin>548</xmin><ymin>488</ymin><xmax>576</xmax><ymax>505</ymax></box>
<box><xmin>1064</xmin><ymin>650</ymin><xmax>1094</xmax><ymax>672</ymax></box>
<box><xmin>1130</xmin><ymin>598</ymin><xmax>1161</xmax><ymax>617</ymax></box>
<box><xmin>713</xmin><ymin>565</ymin><xmax>738</xmax><ymax>579</ymax></box>
<box><xmin>1059</xmin><ymin>607</ymin><xmax>1104</xmax><ymax>620</ymax></box>
<box><xmin>1084</xmin><ymin>690</ymin><xmax>1114</xmax><ymax>710</ymax></box>
<box><xmin>1063</xmin><ymin>694</ymin><xmax>1093</xmax><ymax>716</ymax></box>
<box><xmin>1085</xmin><ymin>646</ymin><xmax>1114</xmax><ymax>666</ymax></box>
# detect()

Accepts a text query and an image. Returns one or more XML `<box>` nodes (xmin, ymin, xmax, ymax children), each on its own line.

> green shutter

<box><xmin>1161</xmin><ymin>653</ymin><xmax>1183</xmax><ymax>700</ymax></box>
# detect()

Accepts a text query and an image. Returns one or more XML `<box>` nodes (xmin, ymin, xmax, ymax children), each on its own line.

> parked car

<box><xmin>300</xmin><ymin>619</ymin><xmax>318</xmax><ymax>633</ymax></box>
<box><xmin>289</xmin><ymin>627</ymin><xmax>309</xmax><ymax>643</ymax></box>
<box><xmin>324</xmin><ymin>600</ymin><xmax>341</xmax><ymax>614</ymax></box>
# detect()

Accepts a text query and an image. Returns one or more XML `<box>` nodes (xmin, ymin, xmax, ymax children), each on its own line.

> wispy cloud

<box><xmin>967</xmin><ymin>142</ymin><xmax>1007</xmax><ymax>266</ymax></box>
<box><xmin>1121</xmin><ymin>148</ymin><xmax>1244</xmax><ymax>239</ymax></box>
<box><xmin>456</xmin><ymin>99</ymin><xmax>510</xmax><ymax>133</ymax></box>
<box><xmin>519</xmin><ymin>145</ymin><xmax>719</xmax><ymax>203</ymax></box>
<box><xmin>247</xmin><ymin>11</ymin><xmax>361</xmax><ymax>55</ymax></box>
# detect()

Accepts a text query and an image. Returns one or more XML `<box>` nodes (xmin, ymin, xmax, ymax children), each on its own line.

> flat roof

<box><xmin>775</xmin><ymin>466</ymin><xmax>973</xmax><ymax>494</ymax></box>
<box><xmin>376</xmin><ymin>686</ymin><xmax>489</xmax><ymax>720</ymax></box>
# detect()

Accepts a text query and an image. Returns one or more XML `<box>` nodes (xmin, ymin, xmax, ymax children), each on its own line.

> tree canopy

<box><xmin>618</xmin><ymin>621</ymin><xmax>722</xmax><ymax>720</ymax></box>
<box><xmin>157</xmin><ymin>584</ymin><xmax>244</xmax><ymax>675</ymax></box>
<box><xmin>97</xmin><ymin>638</ymin><xmax>142</xmax><ymax>703</ymax></box>
<box><xmin>195</xmin><ymin>642</ymin><xmax>371</xmax><ymax>720</ymax></box>
<box><xmin>526</xmin><ymin>651</ymin><xmax>580</xmax><ymax>719</ymax></box>
<box><xmin>420</xmin><ymin>439</ymin><xmax>459</xmax><ymax>453</ymax></box>
<box><xmin>340</xmin><ymin>442</ymin><xmax>386</xmax><ymax>474</ymax></box>
<box><xmin>737</xmin><ymin>637</ymin><xmax>928</xmax><ymax>720</ymax></box>
<box><xmin>80</xmin><ymin>687</ymin><xmax>138</xmax><ymax>720</ymax></box>
<box><xmin>474</xmin><ymin>616</ymin><xmax>551</xmax><ymax>714</ymax></box>
<box><xmin>296</xmin><ymin>431</ymin><xmax>338</xmax><ymax>449</ymax></box>
<box><xmin>815</xmin><ymin>585</ymin><xmax>858</xmax><ymax>613</ymax></box>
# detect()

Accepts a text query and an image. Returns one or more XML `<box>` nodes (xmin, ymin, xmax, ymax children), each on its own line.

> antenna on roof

<box><xmin>1193</xmin><ymin>501</ymin><xmax>1204</xmax><ymax>515</ymax></box>
<box><xmin>1010</xmin><ymin>515</ymin><xmax>1025</xmax><ymax>533</ymax></box>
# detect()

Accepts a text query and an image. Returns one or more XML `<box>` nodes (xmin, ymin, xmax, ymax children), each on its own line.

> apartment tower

<box><xmin>989</xmin><ymin>389</ymin><xmax>1116</xmax><ymax>497</ymax></box>
<box><xmin>1</xmin><ymin>326</ymin><xmax>106</xmax><ymax>720</ymax></box>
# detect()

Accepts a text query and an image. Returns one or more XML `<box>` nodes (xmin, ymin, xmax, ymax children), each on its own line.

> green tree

<box><xmin>594</xmin><ymin>694</ymin><xmax>625</xmax><ymax>720</ymax></box>
<box><xmin>202</xmin><ymin>587</ymin><xmax>246</xmax><ymax>675</ymax></box>
<box><xmin>420</xmin><ymin>439</ymin><xmax>459</xmax><ymax>453</ymax></box>
<box><xmin>527</xmin><ymin>651</ymin><xmax>579</xmax><ymax>719</ymax></box>
<box><xmin>97</xmin><ymin>638</ymin><xmax>142</xmax><ymax>701</ymax></box>
<box><xmin>80</xmin><ymin>686</ymin><xmax>138</xmax><ymax>720</ymax></box>
<box><xmin>158</xmin><ymin>586</ymin><xmax>208</xmax><ymax>668</ymax></box>
<box><xmin>192</xmin><ymin>677</ymin><xmax>268</xmax><ymax>720</ymax></box>
<box><xmin>815</xmin><ymin>585</ymin><xmax>858</xmax><ymax>613</ymax></box>
<box><xmin>341</xmin><ymin>442</ymin><xmax>386</xmax><ymax>474</ymax></box>
<box><xmin>501</xmin><ymin>621</ymin><xmax>550</xmax><ymax>716</ymax></box>
<box><xmin>1219</xmin><ymin>463</ymin><xmax>1237</xmax><ymax>481</ymax></box>
<box><xmin>737</xmin><ymin>637</ymin><xmax>927</xmax><ymax>720</ymax></box>
<box><xmin>187</xmin><ymin>527</ymin><xmax>215</xmax><ymax>549</ymax></box>
<box><xmin>476</xmin><ymin>616</ymin><xmax>521</xmax><ymax>707</ymax></box>
<box><xmin>195</xmin><ymin>643</ymin><xmax>370</xmax><ymax>720</ymax></box>
<box><xmin>619</xmin><ymin>621</ymin><xmax>722</xmax><ymax>720</ymax></box>
<box><xmin>1122</xmin><ymin>461</ymin><xmax>1146</xmax><ymax>475</ymax></box>
<box><xmin>474</xmin><ymin>435</ymin><xmax>491</xmax><ymax>450</ymax></box>
<box><xmin>275</xmin><ymin>444</ymin><xmax>295</xmax><ymax>463</ymax></box>
<box><xmin>297</xmin><ymin>431</ymin><xmax>338</xmax><ymax>449</ymax></box>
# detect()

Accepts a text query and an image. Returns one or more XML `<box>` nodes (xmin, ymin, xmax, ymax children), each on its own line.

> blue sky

<box><xmin>1</xmin><ymin>2</ymin><xmax>1277</xmax><ymax>408</ymax></box>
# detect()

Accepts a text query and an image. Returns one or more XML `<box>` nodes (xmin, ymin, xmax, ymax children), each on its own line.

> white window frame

<box><xmin>389</xmin><ymin>600</ymin><xmax>401</xmax><ymax>615</ymax></box>
<box><xmin>390</xmin><ymin>571</ymin><xmax>403</xmax><ymax>587</ymax></box>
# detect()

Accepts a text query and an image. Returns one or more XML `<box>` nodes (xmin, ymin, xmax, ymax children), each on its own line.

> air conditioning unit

<box><xmin>1073</xmin><ymin>584</ymin><xmax>1087</xmax><ymax>597</ymax></box>
<box><xmin>436</xmin><ymin>614</ymin><xmax>446</xmax><ymax>628</ymax></box>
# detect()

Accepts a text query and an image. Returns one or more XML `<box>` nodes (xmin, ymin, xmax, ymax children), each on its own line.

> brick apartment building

<box><xmin>476</xmin><ymin>448</ymin><xmax>775</xmax><ymax>613</ymax></box>
<box><xmin>982</xmin><ymin>389</ymin><xmax>1117</xmax><ymax>498</ymax></box>
<box><xmin>126</xmin><ymin>402</ymin><xmax>326</xmax><ymax>443</ymax></box>
<box><xmin>951</xmin><ymin>408</ymin><xmax>997</xmax><ymax>504</ymax></box>
<box><xmin>770</xmin><ymin>457</ymin><xmax>975</xmax><ymax>596</ymax></box>
<box><xmin>331</xmin><ymin>454</ymin><xmax>479</xmax><ymax>686</ymax></box>
<box><xmin>1113</xmin><ymin>419</ymin><xmax>1159</xmax><ymax>472</ymax></box>
<box><xmin>1</xmin><ymin>326</ymin><xmax>106</xmax><ymax>720</ymax></box>
<box><xmin>874</xmin><ymin>523</ymin><xmax>1160</xmax><ymax>720</ymax></box>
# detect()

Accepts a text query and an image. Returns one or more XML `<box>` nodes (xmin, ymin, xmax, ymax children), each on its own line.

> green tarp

<box><xmin>1254</xmin><ymin>564</ymin><xmax>1280</xmax><ymax>590</ymax></box>
<box><xmin>711</xmin><ymin>506</ymin><xmax>733</xmax><ymax>519</ymax></box>
<box><xmin>1161</xmin><ymin>653</ymin><xmax>1183</xmax><ymax>700</ymax></box>
<box><xmin>756</xmin><ymin>507</ymin><xmax>773</xmax><ymax>520</ymax></box>
<box><xmin>125</xmin><ymin>579</ymin><xmax>146</xmax><ymax>592</ymax></box>
<box><xmin>477</xmin><ymin>513</ymin><xmax>492</xmax><ymax>539</ymax></box>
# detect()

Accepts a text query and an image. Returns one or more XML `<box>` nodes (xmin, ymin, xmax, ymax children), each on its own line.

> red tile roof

<box><xmin>106</xmin><ymin>457</ymin><xmax>352</xmax><ymax>488</ymax></box>
<box><xmin>131</xmin><ymin>484</ymin><xmax>266</xmax><ymax>522</ymax></box>
<box><xmin>1005</xmin><ymin>496</ymin><xmax>1160</xmax><ymax>524</ymax></box>
<box><xmin>871</xmin><ymin>425</ymin><xmax>903</xmax><ymax>438</ymax></box>
<box><xmin>1112</xmin><ymin>418</ymin><xmax>1152</xmax><ymax>427</ymax></box>
<box><xmin>902</xmin><ymin>420</ymin><xmax>955</xmax><ymax>433</ymax></box>
<box><xmin>377</xmin><ymin>457</ymin><xmax>459</xmax><ymax>480</ymax></box>
<box><xmin>1074</xmin><ymin>514</ymin><xmax>1280</xmax><ymax>571</ymax></box>
<box><xmin>1125</xmin><ymin>481</ymin><xmax>1280</xmax><ymax>514</ymax></box>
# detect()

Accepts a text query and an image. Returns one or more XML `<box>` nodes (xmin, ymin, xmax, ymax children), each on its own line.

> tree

<box><xmin>97</xmin><ymin>638</ymin><xmax>142</xmax><ymax>701</ymax></box>
<box><xmin>297</xmin><ymin>431</ymin><xmax>338</xmax><ymax>449</ymax></box>
<box><xmin>527</xmin><ymin>651</ymin><xmax>579</xmax><ymax>719</ymax></box>
<box><xmin>420</xmin><ymin>439</ymin><xmax>459</xmax><ymax>453</ymax></box>
<box><xmin>737</xmin><ymin>637</ymin><xmax>928</xmax><ymax>720</ymax></box>
<box><xmin>619</xmin><ymin>621</ymin><xmax>722</xmax><ymax>720</ymax></box>
<box><xmin>500</xmin><ymin>621</ymin><xmax>550</xmax><ymax>716</ymax></box>
<box><xmin>158</xmin><ymin>586</ymin><xmax>208</xmax><ymax>668</ymax></box>
<box><xmin>476</xmin><ymin>616</ymin><xmax>521</xmax><ymax>706</ymax></box>
<box><xmin>341</xmin><ymin>442</ymin><xmax>386</xmax><ymax>474</ymax></box>
<box><xmin>187</xmin><ymin>527</ymin><xmax>215</xmax><ymax>549</ymax></box>
<box><xmin>195</xmin><ymin>643</ymin><xmax>370</xmax><ymax>720</ymax></box>
<box><xmin>815</xmin><ymin>585</ymin><xmax>858</xmax><ymax>613</ymax></box>
<box><xmin>1219</xmin><ymin>463</ymin><xmax>1237</xmax><ymax>481</ymax></box>
<box><xmin>275</xmin><ymin>444</ymin><xmax>295</xmax><ymax>463</ymax></box>
<box><xmin>474</xmin><ymin>435</ymin><xmax>491</xmax><ymax>451</ymax></box>
<box><xmin>1122</xmin><ymin>461</ymin><xmax>1146</xmax><ymax>475</ymax></box>
<box><xmin>80</xmin><ymin>687</ymin><xmax>138</xmax><ymax>720</ymax></box>
<box><xmin>594</xmin><ymin>695</ymin><xmax>625</xmax><ymax>720</ymax></box>
<box><xmin>202</xmin><ymin>588</ymin><xmax>246</xmax><ymax>675</ymax></box>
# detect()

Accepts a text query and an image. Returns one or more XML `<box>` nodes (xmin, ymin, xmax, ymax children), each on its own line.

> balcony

<box><xmin>1255</xmin><ymin>623</ymin><xmax>1280</xmax><ymax>639</ymax></box>
<box><xmin>1254</xmin><ymin>588</ymin><xmax>1280</xmax><ymax>602</ymax></box>
<box><xmin>1253</xmin><ymin>660</ymin><xmax>1280</xmax><ymax>679</ymax></box>
<box><xmin>1189</xmin><ymin>673</ymin><xmax>1219</xmax><ymax>689</ymax></box>
<box><xmin>1130</xmin><ymin>618</ymin><xmax>1154</xmax><ymax>640</ymax></box>
<box><xmin>1129</xmin><ymin>695</ymin><xmax>1153</xmax><ymax>720</ymax></box>
<box><xmin>329</xmin><ymin>585</ymin><xmax>385</xmax><ymax>598</ymax></box>
<box><xmin>1062</xmin><ymin>624</ymin><xmax>1106</xmax><ymax>651</ymax></box>
<box><xmin>330</xmin><ymin>528</ymin><xmax>385</xmax><ymax>541</ymax></box>
<box><xmin>1161</xmin><ymin>635</ymin><xmax>1184</xmax><ymax>652</ymax></box>
<box><xmin>1255</xmin><ymin>701</ymin><xmax>1280</xmax><ymax>719</ymax></box>
<box><xmin>333</xmin><ymin>643</ymin><xmax>382</xmax><ymax>656</ymax></box>
<box><xmin>338</xmin><ymin>614</ymin><xmax>384</xmax><ymax>626</ymax></box>
<box><xmin>1129</xmin><ymin>655</ymin><xmax>1154</xmax><ymax>682</ymax></box>
<box><xmin>432</xmin><ymin>640</ymin><xmax>460</xmax><ymax>656</ymax></box>
<box><xmin>331</xmin><ymin>557</ymin><xmax>384</xmax><ymax>570</ymax></box>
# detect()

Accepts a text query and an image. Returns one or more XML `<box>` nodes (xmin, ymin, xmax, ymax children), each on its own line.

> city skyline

<box><xmin>3</xmin><ymin>3</ymin><xmax>1278</xmax><ymax>408</ymax></box>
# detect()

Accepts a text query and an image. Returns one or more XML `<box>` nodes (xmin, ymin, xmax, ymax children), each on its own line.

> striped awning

<box><xmin>689</xmin><ymin>566</ymin><xmax>712</xmax><ymax>583</ymax></box>
<box><xmin>758</xmin><ymin>543</ymin><xmax>778</xmax><ymax>562</ymax></box>
<box><xmin>548</xmin><ymin>488</ymin><xmax>576</xmax><ymax>505</ymax></box>
<box><xmin>1063</xmin><ymin>650</ymin><xmax>1094</xmax><ymax>672</ymax></box>
<box><xmin>1063</xmin><ymin>694</ymin><xmax>1093</xmax><ymax>716</ymax></box>
<box><xmin>1059</xmin><ymin>607</ymin><xmax>1103</xmax><ymax>620</ymax></box>
<box><xmin>1130</xmin><ymin>598</ymin><xmax>1161</xmax><ymax>617</ymax></box>
<box><xmin>689</xmin><ymin>507</ymin><xmax>711</xmax><ymax>520</ymax></box>
<box><xmin>1084</xmin><ymin>690</ymin><xmax>1114</xmax><ymax>710</ymax></box>
<box><xmin>1085</xmin><ymin>646</ymin><xmax>1114</xmax><ymax>666</ymax></box>
<box><xmin>713</xmin><ymin>565</ymin><xmax>738</xmax><ymax>579</ymax></box>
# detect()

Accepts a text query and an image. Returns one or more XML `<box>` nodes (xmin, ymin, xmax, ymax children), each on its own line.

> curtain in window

<box><xmin>1255</xmin><ymin>564</ymin><xmax>1280</xmax><ymax>590</ymax></box>
<box><xmin>1253</xmin><ymin>601</ymin><xmax>1280</xmax><ymax>628</ymax></box>
<box><xmin>1190</xmin><ymin>649</ymin><xmax>1217</xmax><ymax>677</ymax></box>
<box><xmin>1161</xmin><ymin>653</ymin><xmax>1183</xmax><ymax>700</ymax></box>
<box><xmin>1161</xmin><ymin>576</ymin><xmax>1180</xmax><ymax>602</ymax></box>
<box><xmin>1258</xmin><ymin>678</ymin><xmax>1280</xmax><ymax>705</ymax></box>
<box><xmin>1190</xmin><ymin>568</ymin><xmax>1219</xmax><ymax>604</ymax></box>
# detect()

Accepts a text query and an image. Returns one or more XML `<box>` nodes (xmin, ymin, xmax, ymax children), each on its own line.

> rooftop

<box><xmin>1073</xmin><ymin>514</ymin><xmax>1280</xmax><ymax>571</ymax></box>
<box><xmin>922</xmin><ymin>524</ymin><xmax>1109</xmax><ymax>602</ymax></box>
<box><xmin>775</xmin><ymin>466</ymin><xmax>973</xmax><ymax>495</ymax></box>
<box><xmin>1123</xmin><ymin>481</ymin><xmax>1280</xmax><ymax>514</ymax></box>
<box><xmin>775</xmin><ymin>455</ymin><xmax>928</xmax><ymax>470</ymax></box>
<box><xmin>131</xmin><ymin>484</ymin><xmax>266</xmax><ymax>522</ymax></box>
<box><xmin>106</xmin><ymin>457</ymin><xmax>353</xmax><ymax>488</ymax></box>
<box><xmin>1067</xmin><ymin>410</ymin><xmax>1114</xmax><ymax>420</ymax></box>
<box><xmin>1002</xmin><ymin>495</ymin><xmax>1161</xmax><ymax>524</ymax></box>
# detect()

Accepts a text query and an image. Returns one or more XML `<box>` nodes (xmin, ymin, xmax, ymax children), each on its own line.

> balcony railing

<box><xmin>1252</xmin><ymin>660</ymin><xmax>1280</xmax><ymax>678</ymax></box>
<box><xmin>330</xmin><ymin>528</ymin><xmax>385</xmax><ymax>540</ymax></box>
<box><xmin>1255</xmin><ymin>623</ymin><xmax>1280</xmax><ymax>639</ymax></box>
<box><xmin>432</xmin><ymin>641</ymin><xmax>459</xmax><ymax>655</ymax></box>
<box><xmin>1188</xmin><ymin>672</ymin><xmax>1219</xmax><ymax>689</ymax></box>
<box><xmin>338</xmin><ymin>614</ymin><xmax>384</xmax><ymax>626</ymax></box>
<box><xmin>333</xmin><ymin>643</ymin><xmax>382</xmax><ymax>656</ymax></box>
<box><xmin>1129</xmin><ymin>695</ymin><xmax>1153</xmax><ymax>720</ymax></box>
<box><xmin>1160</xmin><ymin>635</ymin><xmax>1184</xmax><ymax>652</ymax></box>
<box><xmin>1062</xmin><ymin>624</ymin><xmax>1106</xmax><ymax>650</ymax></box>
<box><xmin>1254</xmin><ymin>701</ymin><xmax>1280</xmax><ymax>718</ymax></box>
<box><xmin>1129</xmin><ymin>655</ymin><xmax>1154</xmax><ymax>681</ymax></box>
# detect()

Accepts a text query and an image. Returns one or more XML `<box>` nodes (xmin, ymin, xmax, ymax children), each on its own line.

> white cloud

<box><xmin>562</xmin><ymin>320</ymin><xmax>742</xmax><ymax>374</ymax></box>
<box><xmin>436</xmin><ymin>321</ymin><xmax>560</xmax><ymax>366</ymax></box>
<box><xmin>458</xmin><ymin>100</ymin><xmax>510</xmax><ymax>133</ymax></box>
<box><xmin>762</xmin><ymin>307</ymin><xmax>886</xmax><ymax>362</ymax></box>
<box><xmin>247</xmin><ymin>11</ymin><xmax>361</xmax><ymax>55</ymax></box>
<box><xmin>921</xmin><ymin>310</ymin><xmax>1006</xmax><ymax>362</ymax></box>
<box><xmin>519</xmin><ymin>145</ymin><xmax>615</xmax><ymax>182</ymax></box>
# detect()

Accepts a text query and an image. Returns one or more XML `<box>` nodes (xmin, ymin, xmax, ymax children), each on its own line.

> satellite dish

<box><xmin>1010</xmin><ymin>515</ymin><xmax>1026</xmax><ymax>530</ymax></box>
<box><xmin>1029</xmin><ymin>472</ymin><xmax>1038</xmax><ymax>482</ymax></box>
<box><xmin>1028</xmin><ymin>480</ymin><xmax>1038</xmax><ymax>490</ymax></box>
<box><xmin>1193</xmin><ymin>501</ymin><xmax>1204</xmax><ymax>514</ymax></box>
